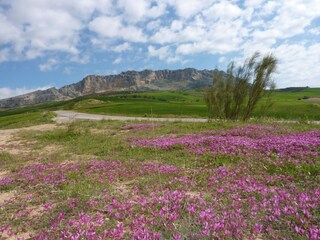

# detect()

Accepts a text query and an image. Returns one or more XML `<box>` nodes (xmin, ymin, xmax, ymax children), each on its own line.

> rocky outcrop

<box><xmin>0</xmin><ymin>87</ymin><xmax>70</xmax><ymax>108</ymax></box>
<box><xmin>0</xmin><ymin>68</ymin><xmax>220</xmax><ymax>108</ymax></box>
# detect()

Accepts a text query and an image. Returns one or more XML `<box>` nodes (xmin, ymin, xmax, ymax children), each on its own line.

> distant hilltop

<box><xmin>0</xmin><ymin>68</ymin><xmax>220</xmax><ymax>108</ymax></box>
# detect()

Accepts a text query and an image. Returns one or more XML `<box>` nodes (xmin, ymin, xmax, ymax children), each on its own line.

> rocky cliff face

<box><xmin>0</xmin><ymin>68</ymin><xmax>218</xmax><ymax>108</ymax></box>
<box><xmin>0</xmin><ymin>87</ymin><xmax>70</xmax><ymax>108</ymax></box>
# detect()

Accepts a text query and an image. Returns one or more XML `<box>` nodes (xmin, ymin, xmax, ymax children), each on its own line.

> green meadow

<box><xmin>0</xmin><ymin>88</ymin><xmax>319</xmax><ymax>129</ymax></box>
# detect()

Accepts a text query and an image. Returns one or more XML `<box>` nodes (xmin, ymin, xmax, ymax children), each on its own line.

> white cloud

<box><xmin>0</xmin><ymin>49</ymin><xmax>10</xmax><ymax>62</ymax></box>
<box><xmin>229</xmin><ymin>42</ymin><xmax>320</xmax><ymax>88</ymax></box>
<box><xmin>90</xmin><ymin>38</ymin><xmax>113</xmax><ymax>51</ymax></box>
<box><xmin>203</xmin><ymin>1</ymin><xmax>243</xmax><ymax>21</ymax></box>
<box><xmin>309</xmin><ymin>27</ymin><xmax>320</xmax><ymax>35</ymax></box>
<box><xmin>175</xmin><ymin>18</ymin><xmax>245</xmax><ymax>55</ymax></box>
<box><xmin>151</xmin><ymin>16</ymin><xmax>206</xmax><ymax>44</ymax></box>
<box><xmin>179</xmin><ymin>24</ymin><xmax>206</xmax><ymax>42</ymax></box>
<box><xmin>251</xmin><ymin>0</ymin><xmax>320</xmax><ymax>43</ymax></box>
<box><xmin>171</xmin><ymin>20</ymin><xmax>183</xmax><ymax>31</ymax></box>
<box><xmin>148</xmin><ymin>45</ymin><xmax>170</xmax><ymax>60</ymax></box>
<box><xmin>150</xmin><ymin>3</ymin><xmax>248</xmax><ymax>54</ymax></box>
<box><xmin>244</xmin><ymin>0</ymin><xmax>265</xmax><ymax>8</ymax></box>
<box><xmin>0</xmin><ymin>13</ymin><xmax>21</xmax><ymax>45</ymax></box>
<box><xmin>0</xmin><ymin>0</ymin><xmax>114</xmax><ymax>61</ymax></box>
<box><xmin>259</xmin><ymin>1</ymin><xmax>280</xmax><ymax>16</ymax></box>
<box><xmin>237</xmin><ymin>0</ymin><xmax>320</xmax><ymax>87</ymax></box>
<box><xmin>39</xmin><ymin>58</ymin><xmax>59</xmax><ymax>72</ymax></box>
<box><xmin>117</xmin><ymin>0</ymin><xmax>166</xmax><ymax>23</ymax></box>
<box><xmin>89</xmin><ymin>16</ymin><xmax>122</xmax><ymax>39</ymax></box>
<box><xmin>1</xmin><ymin>0</ymin><xmax>83</xmax><ymax>58</ymax></box>
<box><xmin>274</xmin><ymin>43</ymin><xmax>320</xmax><ymax>88</ymax></box>
<box><xmin>112</xmin><ymin>42</ymin><xmax>132</xmax><ymax>52</ymax></box>
<box><xmin>0</xmin><ymin>0</ymin><xmax>320</xmax><ymax>88</ymax></box>
<box><xmin>63</xmin><ymin>67</ymin><xmax>74</xmax><ymax>75</ymax></box>
<box><xmin>112</xmin><ymin>57</ymin><xmax>122</xmax><ymax>64</ymax></box>
<box><xmin>148</xmin><ymin>45</ymin><xmax>180</xmax><ymax>63</ymax></box>
<box><xmin>218</xmin><ymin>57</ymin><xmax>226</xmax><ymax>63</ymax></box>
<box><xmin>89</xmin><ymin>16</ymin><xmax>146</xmax><ymax>42</ymax></box>
<box><xmin>251</xmin><ymin>29</ymin><xmax>279</xmax><ymax>47</ymax></box>
<box><xmin>70</xmin><ymin>54</ymin><xmax>90</xmax><ymax>64</ymax></box>
<box><xmin>151</xmin><ymin>27</ymin><xmax>179</xmax><ymax>44</ymax></box>
<box><xmin>177</xmin><ymin>41</ymin><xmax>232</xmax><ymax>55</ymax></box>
<box><xmin>0</xmin><ymin>86</ymin><xmax>53</xmax><ymax>100</ymax></box>
<box><xmin>164</xmin><ymin>0</ymin><xmax>212</xmax><ymax>19</ymax></box>
<box><xmin>146</xmin><ymin>19</ymin><xmax>162</xmax><ymax>31</ymax></box>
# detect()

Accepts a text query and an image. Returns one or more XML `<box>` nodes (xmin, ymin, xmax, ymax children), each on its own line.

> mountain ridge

<box><xmin>0</xmin><ymin>68</ymin><xmax>219</xmax><ymax>108</ymax></box>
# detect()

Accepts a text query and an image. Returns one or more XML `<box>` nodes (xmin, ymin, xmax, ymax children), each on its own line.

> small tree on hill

<box><xmin>205</xmin><ymin>52</ymin><xmax>277</xmax><ymax>121</ymax></box>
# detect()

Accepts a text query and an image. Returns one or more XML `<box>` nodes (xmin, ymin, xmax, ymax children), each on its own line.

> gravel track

<box><xmin>53</xmin><ymin>110</ymin><xmax>320</xmax><ymax>124</ymax></box>
<box><xmin>53</xmin><ymin>110</ymin><xmax>208</xmax><ymax>123</ymax></box>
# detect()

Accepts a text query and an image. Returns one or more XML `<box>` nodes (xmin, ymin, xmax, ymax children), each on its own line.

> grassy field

<box><xmin>0</xmin><ymin>88</ymin><xmax>319</xmax><ymax>130</ymax></box>
<box><xmin>72</xmin><ymin>88</ymin><xmax>320</xmax><ymax>120</ymax></box>
<box><xmin>255</xmin><ymin>88</ymin><xmax>320</xmax><ymax>120</ymax></box>
<box><xmin>68</xmin><ymin>88</ymin><xmax>320</xmax><ymax>120</ymax></box>
<box><xmin>0</xmin><ymin>118</ymin><xmax>319</xmax><ymax>239</ymax></box>
<box><xmin>72</xmin><ymin>91</ymin><xmax>206</xmax><ymax>118</ymax></box>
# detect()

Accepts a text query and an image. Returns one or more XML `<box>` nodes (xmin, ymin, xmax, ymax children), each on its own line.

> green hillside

<box><xmin>0</xmin><ymin>88</ymin><xmax>319</xmax><ymax>129</ymax></box>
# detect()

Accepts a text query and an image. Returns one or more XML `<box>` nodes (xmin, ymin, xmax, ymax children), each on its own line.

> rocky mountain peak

<box><xmin>0</xmin><ymin>68</ymin><xmax>218</xmax><ymax>108</ymax></box>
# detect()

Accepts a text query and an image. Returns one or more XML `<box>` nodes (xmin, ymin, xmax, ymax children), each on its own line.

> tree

<box><xmin>205</xmin><ymin>52</ymin><xmax>277</xmax><ymax>121</ymax></box>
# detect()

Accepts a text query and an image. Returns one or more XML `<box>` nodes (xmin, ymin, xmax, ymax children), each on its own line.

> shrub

<box><xmin>205</xmin><ymin>52</ymin><xmax>277</xmax><ymax>121</ymax></box>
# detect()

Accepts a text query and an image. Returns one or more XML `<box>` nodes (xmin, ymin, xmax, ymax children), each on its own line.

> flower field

<box><xmin>0</xmin><ymin>121</ymin><xmax>319</xmax><ymax>239</ymax></box>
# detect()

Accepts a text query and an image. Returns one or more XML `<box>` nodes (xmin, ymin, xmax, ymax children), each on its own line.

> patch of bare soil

<box><xmin>185</xmin><ymin>191</ymin><xmax>201</xmax><ymax>198</ymax></box>
<box><xmin>0</xmin><ymin>124</ymin><xmax>58</xmax><ymax>155</ymax></box>
<box><xmin>0</xmin><ymin>190</ymin><xmax>16</xmax><ymax>205</ymax></box>
<box><xmin>68</xmin><ymin>154</ymin><xmax>101</xmax><ymax>163</ymax></box>
<box><xmin>0</xmin><ymin>170</ymin><xmax>9</xmax><ymax>178</ymax></box>
<box><xmin>3</xmin><ymin>231</ymin><xmax>35</xmax><ymax>240</ymax></box>
<box><xmin>39</xmin><ymin>144</ymin><xmax>62</xmax><ymax>155</ymax></box>
<box><xmin>114</xmin><ymin>180</ymin><xmax>135</xmax><ymax>195</ymax></box>
<box><xmin>303</xmin><ymin>97</ymin><xmax>320</xmax><ymax>102</ymax></box>
<box><xmin>27</xmin><ymin>205</ymin><xmax>45</xmax><ymax>218</ymax></box>
<box><xmin>90</xmin><ymin>129</ymin><xmax>113</xmax><ymax>135</ymax></box>
<box><xmin>0</xmin><ymin>171</ymin><xmax>15</xmax><ymax>206</ymax></box>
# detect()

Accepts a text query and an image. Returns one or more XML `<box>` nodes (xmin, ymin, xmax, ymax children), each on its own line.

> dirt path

<box><xmin>54</xmin><ymin>110</ymin><xmax>320</xmax><ymax>124</ymax></box>
<box><xmin>53</xmin><ymin>110</ymin><xmax>208</xmax><ymax>123</ymax></box>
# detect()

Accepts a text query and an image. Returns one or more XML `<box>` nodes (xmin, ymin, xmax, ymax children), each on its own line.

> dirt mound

<box><xmin>73</xmin><ymin>99</ymin><xmax>106</xmax><ymax>109</ymax></box>
<box><xmin>303</xmin><ymin>97</ymin><xmax>320</xmax><ymax>102</ymax></box>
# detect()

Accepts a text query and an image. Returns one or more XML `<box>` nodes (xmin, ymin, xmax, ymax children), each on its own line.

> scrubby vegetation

<box><xmin>205</xmin><ymin>52</ymin><xmax>278</xmax><ymax>120</ymax></box>
<box><xmin>0</xmin><ymin>119</ymin><xmax>319</xmax><ymax>239</ymax></box>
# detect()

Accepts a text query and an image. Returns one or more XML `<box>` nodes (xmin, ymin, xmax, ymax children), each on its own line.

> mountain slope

<box><xmin>0</xmin><ymin>68</ymin><xmax>218</xmax><ymax>108</ymax></box>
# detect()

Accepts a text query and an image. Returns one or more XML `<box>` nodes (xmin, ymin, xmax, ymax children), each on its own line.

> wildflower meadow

<box><xmin>0</xmin><ymin>121</ymin><xmax>319</xmax><ymax>239</ymax></box>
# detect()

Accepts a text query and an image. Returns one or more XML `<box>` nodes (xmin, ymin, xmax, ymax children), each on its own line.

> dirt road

<box><xmin>53</xmin><ymin>110</ymin><xmax>208</xmax><ymax>123</ymax></box>
<box><xmin>54</xmin><ymin>110</ymin><xmax>320</xmax><ymax>124</ymax></box>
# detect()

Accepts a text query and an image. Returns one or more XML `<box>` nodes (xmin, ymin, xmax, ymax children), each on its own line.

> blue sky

<box><xmin>0</xmin><ymin>0</ymin><xmax>320</xmax><ymax>99</ymax></box>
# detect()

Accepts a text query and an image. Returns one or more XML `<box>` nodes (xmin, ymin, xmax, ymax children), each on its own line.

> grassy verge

<box><xmin>0</xmin><ymin>111</ymin><xmax>56</xmax><ymax>129</ymax></box>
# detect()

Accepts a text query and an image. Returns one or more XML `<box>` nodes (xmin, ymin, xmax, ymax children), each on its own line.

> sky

<box><xmin>0</xmin><ymin>0</ymin><xmax>320</xmax><ymax>99</ymax></box>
